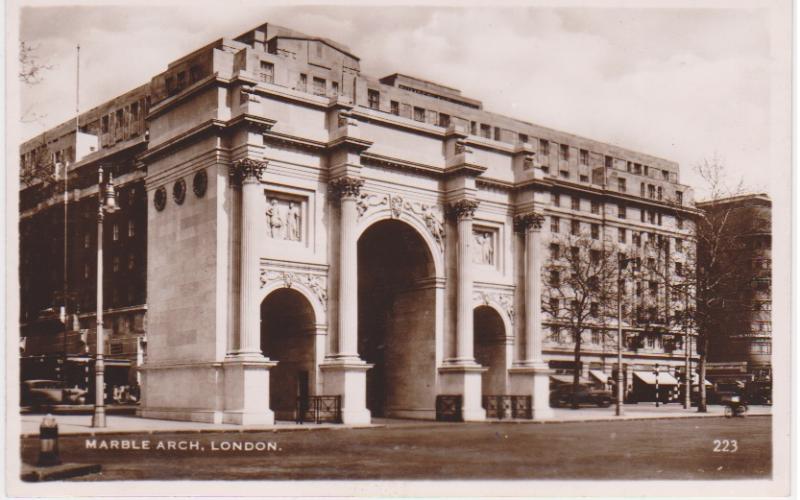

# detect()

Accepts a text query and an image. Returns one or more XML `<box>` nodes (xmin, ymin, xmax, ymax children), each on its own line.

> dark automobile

<box><xmin>550</xmin><ymin>384</ymin><xmax>613</xmax><ymax>408</ymax></box>
<box><xmin>21</xmin><ymin>379</ymin><xmax>87</xmax><ymax>407</ymax></box>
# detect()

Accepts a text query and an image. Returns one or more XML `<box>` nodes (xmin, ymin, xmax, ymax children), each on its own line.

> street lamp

<box><xmin>92</xmin><ymin>165</ymin><xmax>119</xmax><ymax>428</ymax></box>
<box><xmin>616</xmin><ymin>257</ymin><xmax>637</xmax><ymax>417</ymax></box>
<box><xmin>653</xmin><ymin>363</ymin><xmax>660</xmax><ymax>408</ymax></box>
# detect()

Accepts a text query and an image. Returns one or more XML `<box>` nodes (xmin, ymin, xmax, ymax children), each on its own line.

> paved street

<box><xmin>20</xmin><ymin>415</ymin><xmax>770</xmax><ymax>481</ymax></box>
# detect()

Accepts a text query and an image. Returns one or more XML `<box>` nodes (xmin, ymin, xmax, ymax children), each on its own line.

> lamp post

<box><xmin>654</xmin><ymin>363</ymin><xmax>660</xmax><ymax>408</ymax></box>
<box><xmin>616</xmin><ymin>257</ymin><xmax>636</xmax><ymax>416</ymax></box>
<box><xmin>683</xmin><ymin>285</ymin><xmax>692</xmax><ymax>409</ymax></box>
<box><xmin>92</xmin><ymin>165</ymin><xmax>119</xmax><ymax>428</ymax></box>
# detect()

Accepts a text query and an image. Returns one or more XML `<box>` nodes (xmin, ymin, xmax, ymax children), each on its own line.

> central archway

<box><xmin>358</xmin><ymin>219</ymin><xmax>437</xmax><ymax>418</ymax></box>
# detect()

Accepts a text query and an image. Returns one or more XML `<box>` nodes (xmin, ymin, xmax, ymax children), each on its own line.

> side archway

<box><xmin>260</xmin><ymin>288</ymin><xmax>317</xmax><ymax>421</ymax></box>
<box><xmin>474</xmin><ymin>305</ymin><xmax>509</xmax><ymax>396</ymax></box>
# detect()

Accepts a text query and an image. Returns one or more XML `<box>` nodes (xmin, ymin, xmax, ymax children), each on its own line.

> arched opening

<box><xmin>358</xmin><ymin>219</ymin><xmax>436</xmax><ymax>418</ymax></box>
<box><xmin>260</xmin><ymin>288</ymin><xmax>316</xmax><ymax>421</ymax></box>
<box><xmin>474</xmin><ymin>305</ymin><xmax>507</xmax><ymax>396</ymax></box>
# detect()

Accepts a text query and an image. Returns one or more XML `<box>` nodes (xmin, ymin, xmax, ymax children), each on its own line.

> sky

<box><xmin>15</xmin><ymin>2</ymin><xmax>784</xmax><ymax>200</ymax></box>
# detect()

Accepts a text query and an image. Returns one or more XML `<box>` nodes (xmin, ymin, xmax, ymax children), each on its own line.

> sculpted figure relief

<box><xmin>473</xmin><ymin>231</ymin><xmax>494</xmax><ymax>265</ymax></box>
<box><xmin>287</xmin><ymin>202</ymin><xmax>301</xmax><ymax>241</ymax></box>
<box><xmin>266</xmin><ymin>199</ymin><xmax>283</xmax><ymax>239</ymax></box>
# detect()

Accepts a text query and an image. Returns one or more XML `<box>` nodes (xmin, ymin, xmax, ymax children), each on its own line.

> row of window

<box><xmin>83</xmin><ymin>220</ymin><xmax>136</xmax><ymax>247</ymax></box>
<box><xmin>551</xmin><ymin>193</ymin><xmax>684</xmax><ymax>228</ymax></box>
<box><xmin>548</xmin><ymin>216</ymin><xmax>685</xmax><ymax>248</ymax></box>
<box><xmin>546</xmin><ymin>326</ymin><xmax>683</xmax><ymax>350</ymax></box>
<box><xmin>82</xmin><ymin>253</ymin><xmax>137</xmax><ymax>278</ymax></box>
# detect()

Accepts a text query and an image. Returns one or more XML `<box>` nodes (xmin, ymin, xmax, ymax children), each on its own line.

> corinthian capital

<box><xmin>513</xmin><ymin>211</ymin><xmax>545</xmax><ymax>232</ymax></box>
<box><xmin>329</xmin><ymin>176</ymin><xmax>364</xmax><ymax>200</ymax></box>
<box><xmin>448</xmin><ymin>199</ymin><xmax>480</xmax><ymax>220</ymax></box>
<box><xmin>230</xmin><ymin>158</ymin><xmax>268</xmax><ymax>185</ymax></box>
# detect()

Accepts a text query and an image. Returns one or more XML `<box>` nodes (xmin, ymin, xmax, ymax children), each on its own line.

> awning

<box><xmin>550</xmin><ymin>374</ymin><xmax>591</xmax><ymax>384</ymax></box>
<box><xmin>690</xmin><ymin>373</ymin><xmax>713</xmax><ymax>386</ymax></box>
<box><xmin>589</xmin><ymin>370</ymin><xmax>610</xmax><ymax>384</ymax></box>
<box><xmin>634</xmin><ymin>371</ymin><xmax>679</xmax><ymax>385</ymax></box>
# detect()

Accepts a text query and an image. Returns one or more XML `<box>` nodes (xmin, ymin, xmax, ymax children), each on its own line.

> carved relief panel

<box><xmin>472</xmin><ymin>226</ymin><xmax>497</xmax><ymax>266</ymax></box>
<box><xmin>264</xmin><ymin>192</ymin><xmax>306</xmax><ymax>243</ymax></box>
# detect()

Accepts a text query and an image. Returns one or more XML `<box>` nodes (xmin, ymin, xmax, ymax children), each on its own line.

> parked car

<box><xmin>21</xmin><ymin>379</ymin><xmax>87</xmax><ymax>407</ymax></box>
<box><xmin>550</xmin><ymin>384</ymin><xmax>613</xmax><ymax>408</ymax></box>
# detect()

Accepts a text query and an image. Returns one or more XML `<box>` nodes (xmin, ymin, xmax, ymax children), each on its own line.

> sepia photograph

<box><xmin>5</xmin><ymin>0</ymin><xmax>793</xmax><ymax>497</ymax></box>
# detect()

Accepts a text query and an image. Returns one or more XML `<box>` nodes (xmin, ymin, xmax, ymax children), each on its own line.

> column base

<box><xmin>320</xmin><ymin>358</ymin><xmax>373</xmax><ymax>425</ymax></box>
<box><xmin>509</xmin><ymin>362</ymin><xmax>554</xmax><ymax>420</ymax></box>
<box><xmin>439</xmin><ymin>361</ymin><xmax>487</xmax><ymax>422</ymax></box>
<box><xmin>222</xmin><ymin>355</ymin><xmax>277</xmax><ymax>426</ymax></box>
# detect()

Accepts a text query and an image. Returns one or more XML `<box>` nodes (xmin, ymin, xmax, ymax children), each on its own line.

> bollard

<box><xmin>36</xmin><ymin>414</ymin><xmax>61</xmax><ymax>467</ymax></box>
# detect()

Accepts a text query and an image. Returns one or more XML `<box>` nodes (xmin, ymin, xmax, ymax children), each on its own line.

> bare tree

<box><xmin>19</xmin><ymin>41</ymin><xmax>53</xmax><ymax>85</ymax></box>
<box><xmin>643</xmin><ymin>156</ymin><xmax>752</xmax><ymax>412</ymax></box>
<box><xmin>542</xmin><ymin>233</ymin><xmax>619</xmax><ymax>408</ymax></box>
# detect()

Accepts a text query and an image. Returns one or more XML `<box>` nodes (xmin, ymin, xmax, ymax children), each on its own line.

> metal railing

<box><xmin>435</xmin><ymin>395</ymin><xmax>463</xmax><ymax>422</ymax></box>
<box><xmin>296</xmin><ymin>396</ymin><xmax>342</xmax><ymax>424</ymax></box>
<box><xmin>483</xmin><ymin>395</ymin><xmax>532</xmax><ymax>420</ymax></box>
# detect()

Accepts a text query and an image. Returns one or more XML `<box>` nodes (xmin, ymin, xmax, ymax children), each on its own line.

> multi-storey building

<box><xmin>697</xmin><ymin>194</ymin><xmax>772</xmax><ymax>384</ymax></box>
<box><xmin>18</xmin><ymin>21</ymin><xmax>698</xmax><ymax>422</ymax></box>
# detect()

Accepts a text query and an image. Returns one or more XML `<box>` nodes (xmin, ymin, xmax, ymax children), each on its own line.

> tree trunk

<box><xmin>571</xmin><ymin>328</ymin><xmax>582</xmax><ymax>409</ymax></box>
<box><xmin>697</xmin><ymin>336</ymin><xmax>708</xmax><ymax>413</ymax></box>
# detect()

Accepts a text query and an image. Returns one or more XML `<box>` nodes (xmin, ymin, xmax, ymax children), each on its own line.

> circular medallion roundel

<box><xmin>154</xmin><ymin>186</ymin><xmax>167</xmax><ymax>211</ymax></box>
<box><xmin>193</xmin><ymin>169</ymin><xmax>208</xmax><ymax>198</ymax></box>
<box><xmin>173</xmin><ymin>178</ymin><xmax>187</xmax><ymax>205</ymax></box>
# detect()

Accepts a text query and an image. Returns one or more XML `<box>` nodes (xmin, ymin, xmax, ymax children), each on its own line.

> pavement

<box><xmin>19</xmin><ymin>403</ymin><xmax>771</xmax><ymax>437</ymax></box>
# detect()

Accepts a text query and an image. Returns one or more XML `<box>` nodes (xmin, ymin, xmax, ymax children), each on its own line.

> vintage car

<box><xmin>21</xmin><ymin>379</ymin><xmax>87</xmax><ymax>407</ymax></box>
<box><xmin>550</xmin><ymin>384</ymin><xmax>614</xmax><ymax>408</ymax></box>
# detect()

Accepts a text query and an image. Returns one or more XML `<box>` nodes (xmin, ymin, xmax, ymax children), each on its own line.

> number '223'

<box><xmin>713</xmin><ymin>439</ymin><xmax>738</xmax><ymax>452</ymax></box>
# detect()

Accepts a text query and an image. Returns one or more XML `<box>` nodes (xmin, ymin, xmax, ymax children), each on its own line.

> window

<box><xmin>413</xmin><ymin>107</ymin><xmax>425</xmax><ymax>122</ymax></box>
<box><xmin>113</xmin><ymin>256</ymin><xmax>120</xmax><ymax>273</ymax></box>
<box><xmin>636</xmin><ymin>281</ymin><xmax>642</xmax><ymax>297</ymax></box>
<box><xmin>591</xmin><ymin>200</ymin><xmax>600</xmax><ymax>214</ymax></box>
<box><xmin>331</xmin><ymin>81</ymin><xmax>339</xmax><ymax>95</ymax></box>
<box><xmin>676</xmin><ymin>217</ymin><xmax>684</xmax><ymax>230</ymax></box>
<box><xmin>128</xmin><ymin>254</ymin><xmax>135</xmax><ymax>270</ymax></box>
<box><xmin>480</xmin><ymin>124</ymin><xmax>491</xmax><ymax>138</ymax></box>
<box><xmin>640</xmin><ymin>182</ymin><xmax>646</xmax><ymax>197</ymax></box>
<box><xmin>591</xmin><ymin>329</ymin><xmax>602</xmax><ymax>344</ymax></box>
<box><xmin>634</xmin><ymin>163</ymin><xmax>642</xmax><ymax>174</ymax></box>
<box><xmin>590</xmin><ymin>302</ymin><xmax>599</xmax><ymax>317</ymax></box>
<box><xmin>298</xmin><ymin>73</ymin><xmax>307</xmax><ymax>91</ymax></box>
<box><xmin>657</xmin><ymin>186</ymin><xmax>663</xmax><ymax>201</ymax></box>
<box><xmin>540</xmin><ymin>166</ymin><xmax>550</xmax><ymax>174</ymax></box>
<box><xmin>675</xmin><ymin>238</ymin><xmax>683</xmax><ymax>252</ymax></box>
<box><xmin>259</xmin><ymin>61</ymin><xmax>274</xmax><ymax>83</ymax></box>
<box><xmin>312</xmin><ymin>77</ymin><xmax>326</xmax><ymax>96</ymax></box>
<box><xmin>675</xmin><ymin>262</ymin><xmax>683</xmax><ymax>276</ymax></box>
<box><xmin>605</xmin><ymin>156</ymin><xmax>613</xmax><ymax>169</ymax></box>
<box><xmin>662</xmin><ymin>170</ymin><xmax>670</xmax><ymax>180</ymax></box>
<box><xmin>84</xmin><ymin>233</ymin><xmax>91</xmax><ymax>249</ymax></box>
<box><xmin>550</xmin><ymin>243</ymin><xmax>560</xmax><ymax>260</ymax></box>
<box><xmin>549</xmin><ymin>298</ymin><xmax>560</xmax><ymax>313</ymax></box>
<box><xmin>633</xmin><ymin>232</ymin><xmax>641</xmax><ymax>247</ymax></box>
<box><xmin>519</xmin><ymin>133</ymin><xmax>529</xmax><ymax>144</ymax></box>
<box><xmin>552</xmin><ymin>193</ymin><xmax>560</xmax><ymax>207</ymax></box>
<box><xmin>648</xmin><ymin>184</ymin><xmax>656</xmax><ymax>199</ymax></box>
<box><xmin>439</xmin><ymin>113</ymin><xmax>450</xmax><ymax>127</ymax></box>
<box><xmin>580</xmin><ymin>175</ymin><xmax>589</xmax><ymax>183</ymax></box>
<box><xmin>643</xmin><ymin>165</ymin><xmax>650</xmax><ymax>176</ymax></box>
<box><xmin>539</xmin><ymin>139</ymin><xmax>550</xmax><ymax>156</ymax></box>
<box><xmin>127</xmin><ymin>221</ymin><xmax>135</xmax><ymax>238</ymax></box>
<box><xmin>618</xmin><ymin>227</ymin><xmax>626</xmax><ymax>243</ymax></box>
<box><xmin>657</xmin><ymin>213</ymin><xmax>663</xmax><ymax>226</ymax></box>
<box><xmin>648</xmin><ymin>211</ymin><xmax>656</xmax><ymax>224</ymax></box>
<box><xmin>618</xmin><ymin>204</ymin><xmax>626</xmax><ymax>219</ymax></box>
<box><xmin>550</xmin><ymin>216</ymin><xmax>560</xmax><ymax>233</ymax></box>
<box><xmin>470</xmin><ymin>121</ymin><xmax>477</xmax><ymax>135</ymax></box>
<box><xmin>571</xmin><ymin>220</ymin><xmax>580</xmax><ymax>236</ymax></box>
<box><xmin>494</xmin><ymin>127</ymin><xmax>501</xmax><ymax>141</ymax></box>
<box><xmin>676</xmin><ymin>191</ymin><xmax>684</xmax><ymax>205</ymax></box>
<box><xmin>571</xmin><ymin>246</ymin><xmax>580</xmax><ymax>261</ymax></box>
<box><xmin>646</xmin><ymin>335</ymin><xmax>655</xmax><ymax>349</ymax></box>
<box><xmin>102</xmin><ymin>115</ymin><xmax>110</xmax><ymax>134</ymax></box>
<box><xmin>571</xmin><ymin>196</ymin><xmax>580</xmax><ymax>211</ymax></box>
<box><xmin>626</xmin><ymin>161</ymin><xmax>633</xmax><ymax>172</ymax></box>
<box><xmin>390</xmin><ymin>100</ymin><xmax>399</xmax><ymax>116</ymax></box>
<box><xmin>112</xmin><ymin>223</ymin><xmax>120</xmax><ymax>241</ymax></box>
<box><xmin>550</xmin><ymin>326</ymin><xmax>561</xmax><ymax>343</ymax></box>
<box><xmin>640</xmin><ymin>209</ymin><xmax>646</xmax><ymax>223</ymax></box>
<box><xmin>368</xmin><ymin>89</ymin><xmax>380</xmax><ymax>110</ymax></box>
<box><xmin>591</xmin><ymin>224</ymin><xmax>600</xmax><ymax>240</ymax></box>
<box><xmin>590</xmin><ymin>249</ymin><xmax>601</xmax><ymax>264</ymax></box>
<box><xmin>649</xmin><ymin>280</ymin><xmax>658</xmax><ymax>294</ymax></box>
<box><xmin>131</xmin><ymin>102</ymin><xmax>140</xmax><ymax>122</ymax></box>
<box><xmin>560</xmin><ymin>144</ymin><xmax>569</xmax><ymax>161</ymax></box>
<box><xmin>559</xmin><ymin>170</ymin><xmax>570</xmax><ymax>179</ymax></box>
<box><xmin>580</xmin><ymin>149</ymin><xmax>589</xmax><ymax>165</ymax></box>
<box><xmin>618</xmin><ymin>178</ymin><xmax>627</xmax><ymax>192</ymax></box>
<box><xmin>550</xmin><ymin>270</ymin><xmax>560</xmax><ymax>286</ymax></box>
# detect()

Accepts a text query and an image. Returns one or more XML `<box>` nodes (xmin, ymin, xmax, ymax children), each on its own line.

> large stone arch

<box><xmin>258</xmin><ymin>268</ymin><xmax>328</xmax><ymax>327</ymax></box>
<box><xmin>473</xmin><ymin>305</ymin><xmax>511</xmax><ymax>397</ymax></box>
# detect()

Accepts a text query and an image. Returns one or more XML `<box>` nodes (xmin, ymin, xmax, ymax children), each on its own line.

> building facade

<box><xmin>19</xmin><ymin>22</ymin><xmax>698</xmax><ymax>423</ymax></box>
<box><xmin>697</xmin><ymin>194</ymin><xmax>772</xmax><ymax>384</ymax></box>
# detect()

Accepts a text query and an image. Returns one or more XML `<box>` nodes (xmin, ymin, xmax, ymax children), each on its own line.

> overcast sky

<box><xmin>16</xmin><ymin>2</ymin><xmax>783</xmax><ymax>199</ymax></box>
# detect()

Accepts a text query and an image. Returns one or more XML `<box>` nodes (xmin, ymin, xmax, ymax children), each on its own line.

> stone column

<box><xmin>452</xmin><ymin>199</ymin><xmax>480</xmax><ymax>363</ymax></box>
<box><xmin>223</xmin><ymin>158</ymin><xmax>277</xmax><ymax>425</ymax></box>
<box><xmin>319</xmin><ymin>175</ymin><xmax>372</xmax><ymax>424</ymax></box>
<box><xmin>438</xmin><ymin>199</ymin><xmax>485</xmax><ymax>422</ymax></box>
<box><xmin>509</xmin><ymin>211</ymin><xmax>554</xmax><ymax>419</ymax></box>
